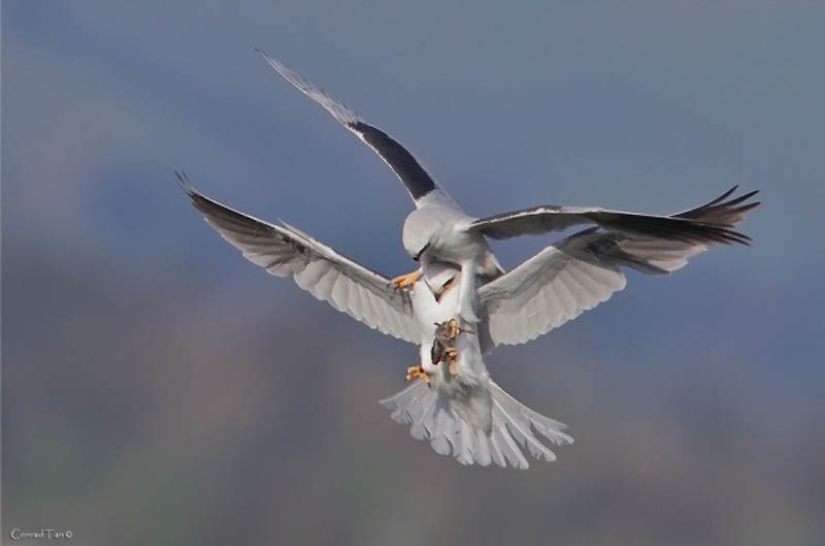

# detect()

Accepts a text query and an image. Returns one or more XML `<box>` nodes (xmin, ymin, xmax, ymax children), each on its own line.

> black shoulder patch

<box><xmin>348</xmin><ymin>121</ymin><xmax>436</xmax><ymax>200</ymax></box>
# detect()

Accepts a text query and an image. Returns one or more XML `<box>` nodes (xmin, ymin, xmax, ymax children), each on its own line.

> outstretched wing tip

<box><xmin>477</xmin><ymin>189</ymin><xmax>759</xmax><ymax>347</ymax></box>
<box><xmin>174</xmin><ymin>169</ymin><xmax>190</xmax><ymax>189</ymax></box>
<box><xmin>474</xmin><ymin>185</ymin><xmax>760</xmax><ymax>247</ymax></box>
<box><xmin>255</xmin><ymin>46</ymin><xmax>276</xmax><ymax>62</ymax></box>
<box><xmin>257</xmin><ymin>48</ymin><xmax>289</xmax><ymax>74</ymax></box>
<box><xmin>254</xmin><ymin>47</ymin><xmax>451</xmax><ymax>208</ymax></box>
<box><xmin>175</xmin><ymin>170</ymin><xmax>203</xmax><ymax>204</ymax></box>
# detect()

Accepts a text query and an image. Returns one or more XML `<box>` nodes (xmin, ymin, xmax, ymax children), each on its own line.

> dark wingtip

<box><xmin>708</xmin><ymin>185</ymin><xmax>739</xmax><ymax>206</ymax></box>
<box><xmin>721</xmin><ymin>189</ymin><xmax>760</xmax><ymax>210</ymax></box>
<box><xmin>174</xmin><ymin>173</ymin><xmax>231</xmax><ymax>221</ymax></box>
<box><xmin>175</xmin><ymin>170</ymin><xmax>196</xmax><ymax>196</ymax></box>
<box><xmin>175</xmin><ymin>171</ymin><xmax>214</xmax><ymax>216</ymax></box>
<box><xmin>347</xmin><ymin>121</ymin><xmax>438</xmax><ymax>200</ymax></box>
<box><xmin>255</xmin><ymin>47</ymin><xmax>275</xmax><ymax>64</ymax></box>
<box><xmin>737</xmin><ymin>200</ymin><xmax>761</xmax><ymax>214</ymax></box>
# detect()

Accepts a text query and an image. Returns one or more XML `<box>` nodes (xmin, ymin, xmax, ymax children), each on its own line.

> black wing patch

<box><xmin>348</xmin><ymin>121</ymin><xmax>436</xmax><ymax>200</ymax></box>
<box><xmin>471</xmin><ymin>187</ymin><xmax>759</xmax><ymax>246</ymax></box>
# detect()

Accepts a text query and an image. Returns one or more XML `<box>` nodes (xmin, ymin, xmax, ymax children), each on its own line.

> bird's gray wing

<box><xmin>469</xmin><ymin>186</ymin><xmax>759</xmax><ymax>246</ymax></box>
<box><xmin>256</xmin><ymin>49</ymin><xmax>459</xmax><ymax>210</ymax></box>
<box><xmin>178</xmin><ymin>173</ymin><xmax>420</xmax><ymax>344</ymax></box>
<box><xmin>478</xmin><ymin>188</ymin><xmax>759</xmax><ymax>347</ymax></box>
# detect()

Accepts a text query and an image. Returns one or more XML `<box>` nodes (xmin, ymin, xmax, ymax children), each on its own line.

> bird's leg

<box><xmin>438</xmin><ymin>319</ymin><xmax>475</xmax><ymax>377</ymax></box>
<box><xmin>445</xmin><ymin>318</ymin><xmax>474</xmax><ymax>340</ymax></box>
<box><xmin>446</xmin><ymin>318</ymin><xmax>460</xmax><ymax>339</ymax></box>
<box><xmin>405</xmin><ymin>364</ymin><xmax>430</xmax><ymax>384</ymax></box>
<box><xmin>448</xmin><ymin>357</ymin><xmax>459</xmax><ymax>377</ymax></box>
<box><xmin>454</xmin><ymin>263</ymin><xmax>480</xmax><ymax>323</ymax></box>
<box><xmin>389</xmin><ymin>268</ymin><xmax>422</xmax><ymax>290</ymax></box>
<box><xmin>431</xmin><ymin>318</ymin><xmax>475</xmax><ymax>377</ymax></box>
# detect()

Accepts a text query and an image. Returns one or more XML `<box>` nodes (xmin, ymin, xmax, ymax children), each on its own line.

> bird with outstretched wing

<box><xmin>177</xmin><ymin>52</ymin><xmax>759</xmax><ymax>467</ymax></box>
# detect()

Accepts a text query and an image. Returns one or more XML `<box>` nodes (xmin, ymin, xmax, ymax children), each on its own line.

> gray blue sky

<box><xmin>4</xmin><ymin>2</ymin><xmax>824</xmax><ymax>544</ymax></box>
<box><xmin>6</xmin><ymin>0</ymin><xmax>821</xmax><ymax>389</ymax></box>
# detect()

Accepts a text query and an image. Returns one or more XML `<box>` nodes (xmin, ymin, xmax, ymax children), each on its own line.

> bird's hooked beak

<box><xmin>413</xmin><ymin>243</ymin><xmax>431</xmax><ymax>262</ymax></box>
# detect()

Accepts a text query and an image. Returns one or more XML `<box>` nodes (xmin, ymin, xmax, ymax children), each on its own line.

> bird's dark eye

<box><xmin>413</xmin><ymin>243</ymin><xmax>431</xmax><ymax>261</ymax></box>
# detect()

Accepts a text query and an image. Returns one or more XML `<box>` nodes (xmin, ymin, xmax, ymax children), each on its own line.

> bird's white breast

<box><xmin>410</xmin><ymin>272</ymin><xmax>488</xmax><ymax>386</ymax></box>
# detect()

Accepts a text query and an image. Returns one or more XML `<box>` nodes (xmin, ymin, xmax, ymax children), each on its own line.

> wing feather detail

<box><xmin>178</xmin><ymin>172</ymin><xmax>419</xmax><ymax>344</ymax></box>
<box><xmin>478</xmin><ymin>188</ymin><xmax>758</xmax><ymax>347</ymax></box>
<box><xmin>470</xmin><ymin>186</ymin><xmax>758</xmax><ymax>246</ymax></box>
<box><xmin>256</xmin><ymin>49</ymin><xmax>458</xmax><ymax>207</ymax></box>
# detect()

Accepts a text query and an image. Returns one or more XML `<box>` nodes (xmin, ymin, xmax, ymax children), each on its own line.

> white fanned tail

<box><xmin>379</xmin><ymin>262</ymin><xmax>572</xmax><ymax>468</ymax></box>
<box><xmin>379</xmin><ymin>378</ymin><xmax>572</xmax><ymax>469</ymax></box>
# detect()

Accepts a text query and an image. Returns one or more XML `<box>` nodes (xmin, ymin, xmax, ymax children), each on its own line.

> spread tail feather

<box><xmin>379</xmin><ymin>379</ymin><xmax>573</xmax><ymax>469</ymax></box>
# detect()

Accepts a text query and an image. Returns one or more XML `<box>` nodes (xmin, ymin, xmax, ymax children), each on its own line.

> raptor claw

<box><xmin>389</xmin><ymin>269</ymin><xmax>422</xmax><ymax>291</ymax></box>
<box><xmin>405</xmin><ymin>365</ymin><xmax>430</xmax><ymax>385</ymax></box>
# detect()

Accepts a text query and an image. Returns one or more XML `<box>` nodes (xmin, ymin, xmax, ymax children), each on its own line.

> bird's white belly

<box><xmin>410</xmin><ymin>276</ymin><xmax>487</xmax><ymax>384</ymax></box>
<box><xmin>411</xmin><ymin>278</ymin><xmax>460</xmax><ymax>375</ymax></box>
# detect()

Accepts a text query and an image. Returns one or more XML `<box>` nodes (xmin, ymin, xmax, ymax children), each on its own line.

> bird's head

<box><xmin>402</xmin><ymin>213</ymin><xmax>435</xmax><ymax>261</ymax></box>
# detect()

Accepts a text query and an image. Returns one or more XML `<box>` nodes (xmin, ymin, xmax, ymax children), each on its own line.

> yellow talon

<box><xmin>405</xmin><ymin>365</ymin><xmax>430</xmax><ymax>384</ymax></box>
<box><xmin>390</xmin><ymin>269</ymin><xmax>422</xmax><ymax>290</ymax></box>
<box><xmin>447</xmin><ymin>318</ymin><xmax>459</xmax><ymax>339</ymax></box>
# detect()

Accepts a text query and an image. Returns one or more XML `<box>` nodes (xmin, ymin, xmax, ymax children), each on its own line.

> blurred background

<box><xmin>3</xmin><ymin>2</ymin><xmax>823</xmax><ymax>545</ymax></box>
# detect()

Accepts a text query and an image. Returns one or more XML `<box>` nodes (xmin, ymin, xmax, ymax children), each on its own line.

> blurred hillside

<box><xmin>4</xmin><ymin>238</ymin><xmax>824</xmax><ymax>545</ymax></box>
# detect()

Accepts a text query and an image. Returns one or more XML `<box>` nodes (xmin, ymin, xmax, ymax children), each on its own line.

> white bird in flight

<box><xmin>177</xmin><ymin>51</ymin><xmax>759</xmax><ymax>468</ymax></box>
<box><xmin>255</xmin><ymin>49</ymin><xmax>756</xmax><ymax>325</ymax></box>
